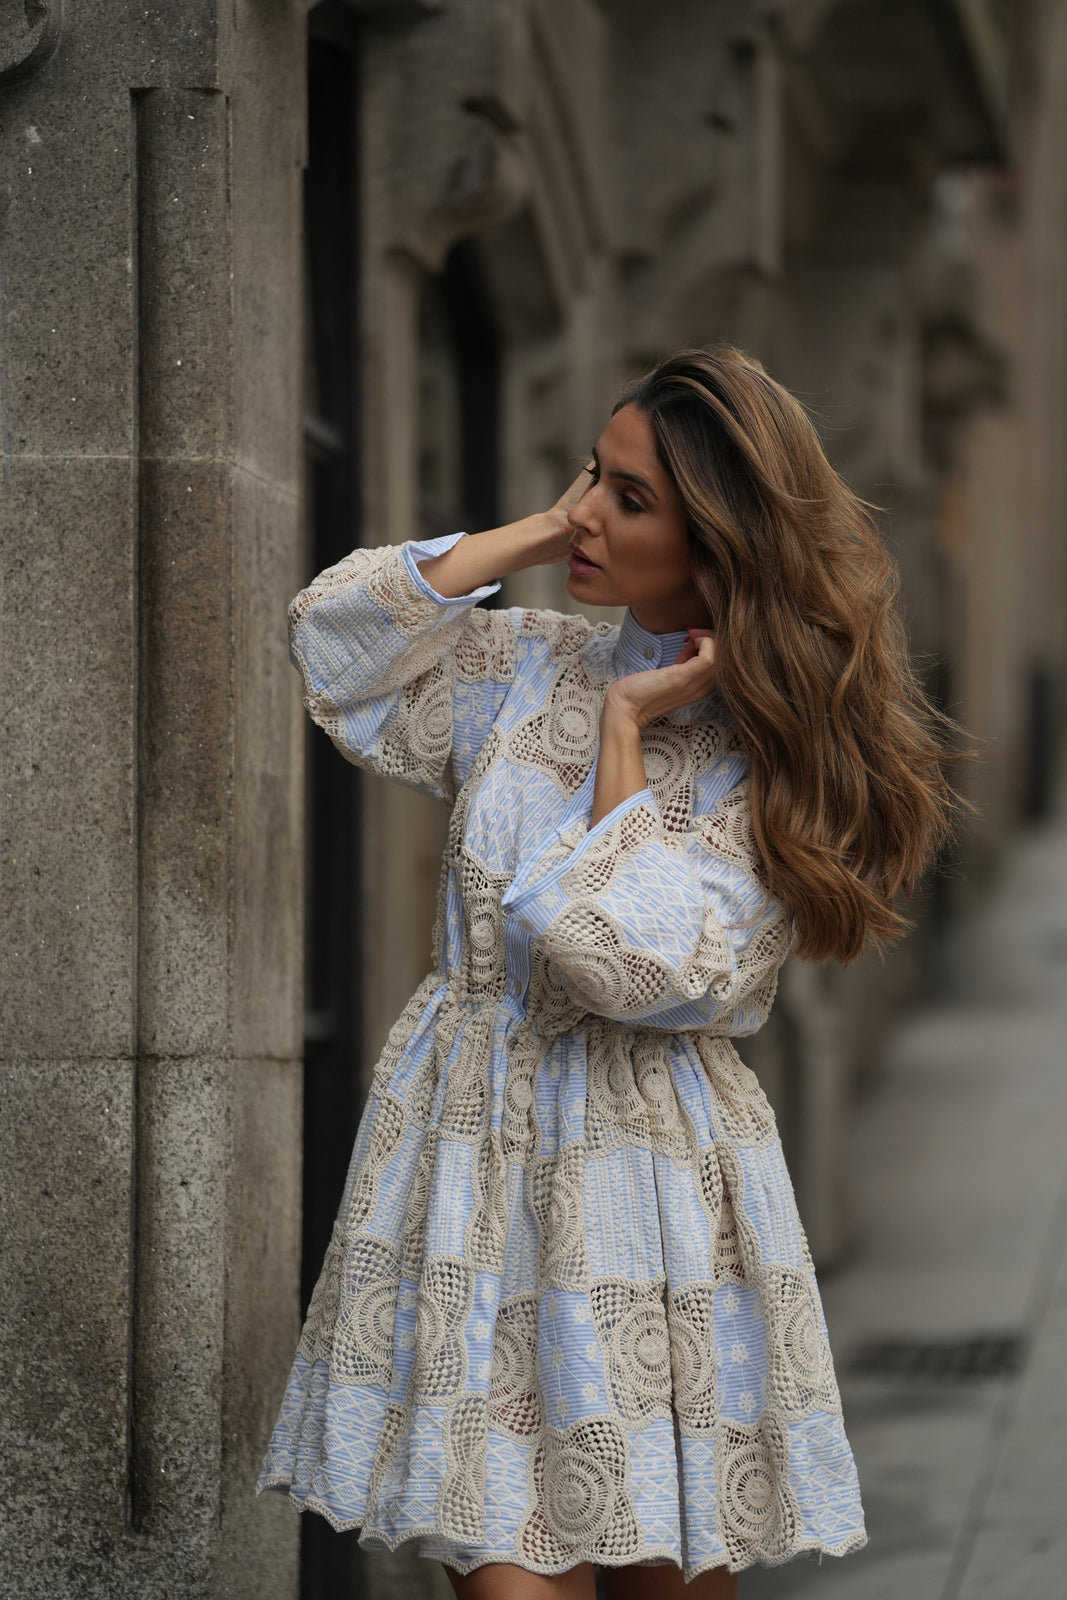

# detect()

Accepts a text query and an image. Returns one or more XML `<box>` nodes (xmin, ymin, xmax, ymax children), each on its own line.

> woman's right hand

<box><xmin>523</xmin><ymin>464</ymin><xmax>595</xmax><ymax>566</ymax></box>
<box><xmin>550</xmin><ymin>464</ymin><xmax>595</xmax><ymax>522</ymax></box>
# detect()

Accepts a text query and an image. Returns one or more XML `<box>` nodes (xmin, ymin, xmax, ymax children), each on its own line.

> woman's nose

<box><xmin>567</xmin><ymin>482</ymin><xmax>599</xmax><ymax>534</ymax></box>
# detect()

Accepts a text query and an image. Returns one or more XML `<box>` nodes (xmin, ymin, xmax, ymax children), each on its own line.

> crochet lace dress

<box><xmin>257</xmin><ymin>531</ymin><xmax>867</xmax><ymax>1578</ymax></box>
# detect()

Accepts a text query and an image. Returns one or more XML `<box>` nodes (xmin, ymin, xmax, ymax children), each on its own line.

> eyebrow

<box><xmin>591</xmin><ymin>444</ymin><xmax>659</xmax><ymax>502</ymax></box>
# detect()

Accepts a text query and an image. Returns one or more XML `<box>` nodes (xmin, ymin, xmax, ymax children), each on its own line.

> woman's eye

<box><xmin>619</xmin><ymin>493</ymin><xmax>643</xmax><ymax>514</ymax></box>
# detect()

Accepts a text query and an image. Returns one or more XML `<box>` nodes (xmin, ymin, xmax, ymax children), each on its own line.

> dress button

<box><xmin>643</xmin><ymin>646</ymin><xmax>655</xmax><ymax>661</ymax></box>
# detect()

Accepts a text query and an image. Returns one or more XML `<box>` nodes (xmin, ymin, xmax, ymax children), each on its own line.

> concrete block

<box><xmin>128</xmin><ymin>1054</ymin><xmax>303</xmax><ymax>1598</ymax></box>
<box><xmin>128</xmin><ymin>1057</ymin><xmax>300</xmax><ymax>1555</ymax></box>
<box><xmin>0</xmin><ymin>458</ymin><xmax>135</xmax><ymax>1058</ymax></box>
<box><xmin>0</xmin><ymin>1055</ymin><xmax>303</xmax><ymax>1600</ymax></box>
<box><xmin>219</xmin><ymin>1059</ymin><xmax>303</xmax><ymax>1600</ymax></box>
<box><xmin>136</xmin><ymin>458</ymin><xmax>233</xmax><ymax>1057</ymax></box>
<box><xmin>229</xmin><ymin>0</ymin><xmax>305</xmax><ymax>487</ymax></box>
<box><xmin>0</xmin><ymin>1059</ymin><xmax>134</xmax><ymax>1596</ymax></box>
<box><xmin>128</xmin><ymin>1057</ymin><xmax>229</xmax><ymax>1549</ymax></box>
<box><xmin>231</xmin><ymin>469</ymin><xmax>304</xmax><ymax>1061</ymax></box>
<box><xmin>135</xmin><ymin>86</ymin><xmax>232</xmax><ymax>460</ymax></box>
<box><xmin>96</xmin><ymin>0</ymin><xmax>220</xmax><ymax>90</ymax></box>
<box><xmin>7</xmin><ymin>1055</ymin><xmax>297</xmax><ymax>1600</ymax></box>
<box><xmin>0</xmin><ymin>82</ymin><xmax>134</xmax><ymax>456</ymax></box>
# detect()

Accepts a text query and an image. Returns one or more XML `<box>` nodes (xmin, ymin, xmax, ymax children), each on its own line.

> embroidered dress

<box><xmin>258</xmin><ymin>531</ymin><xmax>867</xmax><ymax>1578</ymax></box>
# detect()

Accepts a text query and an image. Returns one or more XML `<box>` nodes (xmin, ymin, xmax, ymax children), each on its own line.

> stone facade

<box><xmin>0</xmin><ymin>4</ymin><xmax>306</xmax><ymax>1597</ymax></box>
<box><xmin>2</xmin><ymin>3</ymin><xmax>1059</xmax><ymax>1599</ymax></box>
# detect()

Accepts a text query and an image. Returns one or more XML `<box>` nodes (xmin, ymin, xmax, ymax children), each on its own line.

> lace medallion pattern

<box><xmin>258</xmin><ymin>533</ymin><xmax>867</xmax><ymax>1578</ymax></box>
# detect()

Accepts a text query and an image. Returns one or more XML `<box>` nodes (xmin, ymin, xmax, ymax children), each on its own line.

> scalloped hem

<box><xmin>256</xmin><ymin>1477</ymin><xmax>868</xmax><ymax>1578</ymax></box>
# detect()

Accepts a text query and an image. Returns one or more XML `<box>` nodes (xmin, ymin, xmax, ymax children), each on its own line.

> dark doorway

<box><xmin>301</xmin><ymin>8</ymin><xmax>364</xmax><ymax>1597</ymax></box>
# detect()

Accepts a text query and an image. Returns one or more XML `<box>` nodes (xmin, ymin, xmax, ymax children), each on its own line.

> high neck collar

<box><xmin>614</xmin><ymin>611</ymin><xmax>691</xmax><ymax>676</ymax></box>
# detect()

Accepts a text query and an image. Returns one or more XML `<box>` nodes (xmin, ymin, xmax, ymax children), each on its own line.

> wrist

<box><xmin>475</xmin><ymin>513</ymin><xmax>557</xmax><ymax>578</ymax></box>
<box><xmin>600</xmin><ymin>690</ymin><xmax>647</xmax><ymax>738</ymax></box>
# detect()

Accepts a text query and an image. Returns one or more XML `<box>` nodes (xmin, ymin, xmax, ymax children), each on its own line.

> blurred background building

<box><xmin>1</xmin><ymin>2</ymin><xmax>1062</xmax><ymax>1598</ymax></box>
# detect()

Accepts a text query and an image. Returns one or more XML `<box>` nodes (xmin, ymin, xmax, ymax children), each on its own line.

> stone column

<box><xmin>0</xmin><ymin>4</ymin><xmax>306</xmax><ymax>1596</ymax></box>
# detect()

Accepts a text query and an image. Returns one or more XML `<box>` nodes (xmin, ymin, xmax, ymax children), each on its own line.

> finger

<box><xmin>681</xmin><ymin>630</ymin><xmax>713</xmax><ymax>662</ymax></box>
<box><xmin>675</xmin><ymin>655</ymin><xmax>713</xmax><ymax>684</ymax></box>
<box><xmin>557</xmin><ymin>465</ymin><xmax>594</xmax><ymax>514</ymax></box>
<box><xmin>671</xmin><ymin>638</ymin><xmax>716</xmax><ymax>689</ymax></box>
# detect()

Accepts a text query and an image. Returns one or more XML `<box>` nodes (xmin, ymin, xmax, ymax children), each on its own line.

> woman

<box><xmin>259</xmin><ymin>349</ymin><xmax>956</xmax><ymax>1596</ymax></box>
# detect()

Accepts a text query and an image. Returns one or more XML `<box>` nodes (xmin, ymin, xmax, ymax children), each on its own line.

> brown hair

<box><xmin>618</xmin><ymin>346</ymin><xmax>963</xmax><ymax>963</ymax></box>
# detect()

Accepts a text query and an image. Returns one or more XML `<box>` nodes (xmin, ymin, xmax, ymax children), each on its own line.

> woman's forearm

<box><xmin>591</xmin><ymin>703</ymin><xmax>649</xmax><ymax>826</ymax></box>
<box><xmin>417</xmin><ymin>467</ymin><xmax>590</xmax><ymax>597</ymax></box>
<box><xmin>416</xmin><ymin>514</ymin><xmax>564</xmax><ymax>598</ymax></box>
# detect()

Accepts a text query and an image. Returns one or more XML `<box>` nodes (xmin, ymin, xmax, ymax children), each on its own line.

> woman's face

<box><xmin>565</xmin><ymin>404</ymin><xmax>711</xmax><ymax>634</ymax></box>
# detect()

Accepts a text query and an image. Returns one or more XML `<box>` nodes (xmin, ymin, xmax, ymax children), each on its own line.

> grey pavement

<box><xmin>743</xmin><ymin>816</ymin><xmax>1067</xmax><ymax>1600</ymax></box>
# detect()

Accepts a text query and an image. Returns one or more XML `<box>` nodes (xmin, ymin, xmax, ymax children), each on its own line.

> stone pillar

<box><xmin>0</xmin><ymin>4</ymin><xmax>306</xmax><ymax>1596</ymax></box>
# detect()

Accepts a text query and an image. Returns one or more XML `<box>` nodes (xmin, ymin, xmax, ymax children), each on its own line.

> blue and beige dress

<box><xmin>258</xmin><ymin>531</ymin><xmax>867</xmax><ymax>1578</ymax></box>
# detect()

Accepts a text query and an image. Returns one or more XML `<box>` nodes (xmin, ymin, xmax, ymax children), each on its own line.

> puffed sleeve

<box><xmin>289</xmin><ymin>532</ymin><xmax>520</xmax><ymax>802</ymax></box>
<box><xmin>501</xmin><ymin>770</ymin><xmax>793</xmax><ymax>1034</ymax></box>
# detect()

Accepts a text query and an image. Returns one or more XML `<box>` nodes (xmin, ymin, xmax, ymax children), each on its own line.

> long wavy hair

<box><xmin>618</xmin><ymin>347</ymin><xmax>963</xmax><ymax>963</ymax></box>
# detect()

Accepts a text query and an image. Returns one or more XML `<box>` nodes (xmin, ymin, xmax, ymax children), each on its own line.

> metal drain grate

<box><xmin>849</xmin><ymin>1333</ymin><xmax>1026</xmax><ymax>1381</ymax></box>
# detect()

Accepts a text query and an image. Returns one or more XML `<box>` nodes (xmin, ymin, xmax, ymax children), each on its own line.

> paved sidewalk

<box><xmin>744</xmin><ymin>817</ymin><xmax>1067</xmax><ymax>1600</ymax></box>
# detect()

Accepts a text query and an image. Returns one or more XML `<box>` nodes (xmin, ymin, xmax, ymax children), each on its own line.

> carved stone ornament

<box><xmin>0</xmin><ymin>1</ymin><xmax>64</xmax><ymax>86</ymax></box>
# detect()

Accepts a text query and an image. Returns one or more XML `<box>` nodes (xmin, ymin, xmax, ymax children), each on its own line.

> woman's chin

<box><xmin>565</xmin><ymin>567</ymin><xmax>607</xmax><ymax>604</ymax></box>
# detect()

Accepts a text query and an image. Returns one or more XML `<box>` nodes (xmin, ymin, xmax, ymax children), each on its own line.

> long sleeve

<box><xmin>289</xmin><ymin>532</ymin><xmax>519</xmax><ymax>802</ymax></box>
<box><xmin>502</xmin><ymin>771</ymin><xmax>792</xmax><ymax>1033</ymax></box>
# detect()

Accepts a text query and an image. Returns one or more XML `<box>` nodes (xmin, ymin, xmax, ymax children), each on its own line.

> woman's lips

<box><xmin>568</xmin><ymin>548</ymin><xmax>601</xmax><ymax>574</ymax></box>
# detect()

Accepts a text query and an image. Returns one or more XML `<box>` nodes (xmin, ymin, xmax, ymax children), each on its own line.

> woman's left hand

<box><xmin>603</xmin><ymin>629</ymin><xmax>717</xmax><ymax>730</ymax></box>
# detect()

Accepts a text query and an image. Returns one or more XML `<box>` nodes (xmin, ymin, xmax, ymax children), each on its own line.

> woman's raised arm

<box><xmin>415</xmin><ymin>470</ymin><xmax>590</xmax><ymax>597</ymax></box>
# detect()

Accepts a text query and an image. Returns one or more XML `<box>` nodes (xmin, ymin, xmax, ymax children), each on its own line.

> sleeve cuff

<box><xmin>503</xmin><ymin>788</ymin><xmax>658</xmax><ymax>932</ymax></box>
<box><xmin>574</xmin><ymin>787</ymin><xmax>656</xmax><ymax>853</ymax></box>
<box><xmin>403</xmin><ymin>532</ymin><xmax>502</xmax><ymax>608</ymax></box>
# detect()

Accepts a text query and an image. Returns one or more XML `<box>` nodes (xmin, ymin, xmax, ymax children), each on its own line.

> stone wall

<box><xmin>0</xmin><ymin>4</ymin><xmax>307</xmax><ymax>1596</ymax></box>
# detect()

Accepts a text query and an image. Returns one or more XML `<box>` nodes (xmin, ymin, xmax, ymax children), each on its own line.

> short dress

<box><xmin>257</xmin><ymin>531</ymin><xmax>867</xmax><ymax>1578</ymax></box>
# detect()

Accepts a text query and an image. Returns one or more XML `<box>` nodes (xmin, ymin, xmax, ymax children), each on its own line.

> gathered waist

<box><xmin>422</xmin><ymin>968</ymin><xmax>750</xmax><ymax>1065</ymax></box>
<box><xmin>425</xmin><ymin>969</ymin><xmax>568</xmax><ymax>1040</ymax></box>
